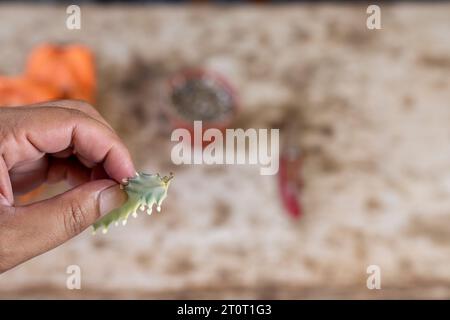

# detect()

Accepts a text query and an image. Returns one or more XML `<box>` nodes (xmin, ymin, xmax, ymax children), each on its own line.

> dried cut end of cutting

<box><xmin>92</xmin><ymin>172</ymin><xmax>173</xmax><ymax>234</ymax></box>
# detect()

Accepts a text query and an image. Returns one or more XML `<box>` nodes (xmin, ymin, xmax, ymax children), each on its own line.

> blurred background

<box><xmin>0</xmin><ymin>1</ymin><xmax>450</xmax><ymax>299</ymax></box>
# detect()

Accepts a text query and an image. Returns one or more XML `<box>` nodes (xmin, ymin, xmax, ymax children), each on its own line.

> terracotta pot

<box><xmin>165</xmin><ymin>68</ymin><xmax>239</xmax><ymax>141</ymax></box>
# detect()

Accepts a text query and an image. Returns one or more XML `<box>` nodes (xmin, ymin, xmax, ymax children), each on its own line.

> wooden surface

<box><xmin>0</xmin><ymin>4</ymin><xmax>449</xmax><ymax>299</ymax></box>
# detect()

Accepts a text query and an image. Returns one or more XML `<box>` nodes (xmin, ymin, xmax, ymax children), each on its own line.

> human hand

<box><xmin>0</xmin><ymin>100</ymin><xmax>135</xmax><ymax>273</ymax></box>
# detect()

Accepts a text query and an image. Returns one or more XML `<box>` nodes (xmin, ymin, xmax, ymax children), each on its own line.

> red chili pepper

<box><xmin>278</xmin><ymin>150</ymin><xmax>302</xmax><ymax>219</ymax></box>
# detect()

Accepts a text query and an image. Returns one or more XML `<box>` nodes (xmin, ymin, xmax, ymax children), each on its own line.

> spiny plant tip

<box><xmin>162</xmin><ymin>172</ymin><xmax>174</xmax><ymax>184</ymax></box>
<box><xmin>92</xmin><ymin>171</ymin><xmax>173</xmax><ymax>234</ymax></box>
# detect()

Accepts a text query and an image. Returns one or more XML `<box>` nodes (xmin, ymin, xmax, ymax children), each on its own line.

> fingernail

<box><xmin>99</xmin><ymin>185</ymin><xmax>127</xmax><ymax>216</ymax></box>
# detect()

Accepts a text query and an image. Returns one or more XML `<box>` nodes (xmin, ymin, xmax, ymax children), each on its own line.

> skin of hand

<box><xmin>0</xmin><ymin>100</ymin><xmax>135</xmax><ymax>274</ymax></box>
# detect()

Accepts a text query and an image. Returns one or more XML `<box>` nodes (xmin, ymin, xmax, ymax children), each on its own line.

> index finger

<box><xmin>0</xmin><ymin>106</ymin><xmax>136</xmax><ymax>198</ymax></box>
<box><xmin>28</xmin><ymin>99</ymin><xmax>114</xmax><ymax>131</ymax></box>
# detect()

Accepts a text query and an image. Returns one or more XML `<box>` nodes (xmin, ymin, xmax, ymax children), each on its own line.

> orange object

<box><xmin>0</xmin><ymin>76</ymin><xmax>60</xmax><ymax>107</ymax></box>
<box><xmin>16</xmin><ymin>188</ymin><xmax>46</xmax><ymax>204</ymax></box>
<box><xmin>26</xmin><ymin>44</ymin><xmax>96</xmax><ymax>103</ymax></box>
<box><xmin>0</xmin><ymin>43</ymin><xmax>97</xmax><ymax>203</ymax></box>
<box><xmin>0</xmin><ymin>76</ymin><xmax>58</xmax><ymax>202</ymax></box>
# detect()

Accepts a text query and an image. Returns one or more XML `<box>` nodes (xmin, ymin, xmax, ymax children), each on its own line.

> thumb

<box><xmin>1</xmin><ymin>180</ymin><xmax>126</xmax><ymax>271</ymax></box>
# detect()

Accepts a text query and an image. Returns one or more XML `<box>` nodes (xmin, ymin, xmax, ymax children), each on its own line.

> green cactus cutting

<box><xmin>93</xmin><ymin>172</ymin><xmax>173</xmax><ymax>234</ymax></box>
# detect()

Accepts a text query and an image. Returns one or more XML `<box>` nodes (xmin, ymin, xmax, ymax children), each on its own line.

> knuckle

<box><xmin>62</xmin><ymin>106</ymin><xmax>89</xmax><ymax>119</ymax></box>
<box><xmin>69</xmin><ymin>100</ymin><xmax>95</xmax><ymax>113</ymax></box>
<box><xmin>62</xmin><ymin>200</ymin><xmax>90</xmax><ymax>236</ymax></box>
<box><xmin>0</xmin><ymin>109</ymin><xmax>21</xmax><ymax>152</ymax></box>
<box><xmin>60</xmin><ymin>102</ymin><xmax>108</xmax><ymax>128</ymax></box>
<box><xmin>62</xmin><ymin>100</ymin><xmax>98</xmax><ymax>119</ymax></box>
<box><xmin>59</xmin><ymin>99</ymin><xmax>94</xmax><ymax>111</ymax></box>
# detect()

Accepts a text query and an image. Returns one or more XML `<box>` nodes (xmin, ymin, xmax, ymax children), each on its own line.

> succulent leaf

<box><xmin>93</xmin><ymin>172</ymin><xmax>173</xmax><ymax>234</ymax></box>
